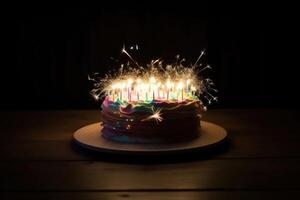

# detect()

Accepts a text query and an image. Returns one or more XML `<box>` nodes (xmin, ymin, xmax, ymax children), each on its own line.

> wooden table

<box><xmin>0</xmin><ymin>109</ymin><xmax>299</xmax><ymax>199</ymax></box>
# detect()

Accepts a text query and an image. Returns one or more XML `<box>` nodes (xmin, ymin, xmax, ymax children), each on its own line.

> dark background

<box><xmin>1</xmin><ymin>2</ymin><xmax>298</xmax><ymax>110</ymax></box>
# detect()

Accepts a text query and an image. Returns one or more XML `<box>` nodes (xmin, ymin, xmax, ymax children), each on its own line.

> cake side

<box><xmin>100</xmin><ymin>96</ymin><xmax>204</xmax><ymax>143</ymax></box>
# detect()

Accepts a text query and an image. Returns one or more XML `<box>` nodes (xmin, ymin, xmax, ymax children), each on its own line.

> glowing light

<box><xmin>127</xmin><ymin>78</ymin><xmax>133</xmax><ymax>85</ymax></box>
<box><xmin>89</xmin><ymin>45</ymin><xmax>218</xmax><ymax>106</ymax></box>
<box><xmin>193</xmin><ymin>50</ymin><xmax>205</xmax><ymax>66</ymax></box>
<box><xmin>166</xmin><ymin>80</ymin><xmax>172</xmax><ymax>89</ymax></box>
<box><xmin>92</xmin><ymin>93</ymin><xmax>100</xmax><ymax>101</ymax></box>
<box><xmin>141</xmin><ymin>108</ymin><xmax>163</xmax><ymax>123</ymax></box>
<box><xmin>177</xmin><ymin>82</ymin><xmax>184</xmax><ymax>90</ymax></box>
<box><xmin>150</xmin><ymin>77</ymin><xmax>156</xmax><ymax>83</ymax></box>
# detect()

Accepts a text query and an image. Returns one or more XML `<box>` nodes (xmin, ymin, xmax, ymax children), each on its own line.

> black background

<box><xmin>1</xmin><ymin>2</ymin><xmax>298</xmax><ymax>110</ymax></box>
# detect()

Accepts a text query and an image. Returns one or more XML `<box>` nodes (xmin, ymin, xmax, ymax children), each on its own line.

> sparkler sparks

<box><xmin>89</xmin><ymin>45</ymin><xmax>218</xmax><ymax>107</ymax></box>
<box><xmin>121</xmin><ymin>45</ymin><xmax>140</xmax><ymax>68</ymax></box>
<box><xmin>141</xmin><ymin>108</ymin><xmax>163</xmax><ymax>123</ymax></box>
<box><xmin>193</xmin><ymin>50</ymin><xmax>205</xmax><ymax>67</ymax></box>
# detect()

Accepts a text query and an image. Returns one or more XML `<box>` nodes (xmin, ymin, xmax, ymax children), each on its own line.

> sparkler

<box><xmin>89</xmin><ymin>45</ymin><xmax>217</xmax><ymax>108</ymax></box>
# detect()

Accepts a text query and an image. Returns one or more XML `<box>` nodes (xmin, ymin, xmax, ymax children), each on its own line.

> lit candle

<box><xmin>157</xmin><ymin>82</ymin><xmax>161</xmax><ymax>99</ymax></box>
<box><xmin>191</xmin><ymin>86</ymin><xmax>196</xmax><ymax>96</ymax></box>
<box><xmin>186</xmin><ymin>79</ymin><xmax>191</xmax><ymax>93</ymax></box>
<box><xmin>171</xmin><ymin>82</ymin><xmax>175</xmax><ymax>100</ymax></box>
<box><xmin>153</xmin><ymin>92</ymin><xmax>155</xmax><ymax>100</ymax></box>
<box><xmin>150</xmin><ymin>77</ymin><xmax>156</xmax><ymax>100</ymax></box>
<box><xmin>161</xmin><ymin>85</ymin><xmax>165</xmax><ymax>99</ymax></box>
<box><xmin>143</xmin><ymin>83</ymin><xmax>149</xmax><ymax>101</ymax></box>
<box><xmin>114</xmin><ymin>82</ymin><xmax>121</xmax><ymax>100</ymax></box>
<box><xmin>120</xmin><ymin>89</ymin><xmax>122</xmax><ymax>101</ymax></box>
<box><xmin>121</xmin><ymin>82</ymin><xmax>126</xmax><ymax>101</ymax></box>
<box><xmin>166</xmin><ymin>80</ymin><xmax>171</xmax><ymax>100</ymax></box>
<box><xmin>177</xmin><ymin>82</ymin><xmax>184</xmax><ymax>101</ymax></box>
<box><xmin>111</xmin><ymin>84</ymin><xmax>117</xmax><ymax>101</ymax></box>
<box><xmin>136</xmin><ymin>79</ymin><xmax>141</xmax><ymax>101</ymax></box>
<box><xmin>127</xmin><ymin>78</ymin><xmax>133</xmax><ymax>102</ymax></box>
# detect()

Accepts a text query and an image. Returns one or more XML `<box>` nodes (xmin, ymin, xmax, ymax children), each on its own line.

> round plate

<box><xmin>73</xmin><ymin>121</ymin><xmax>227</xmax><ymax>155</ymax></box>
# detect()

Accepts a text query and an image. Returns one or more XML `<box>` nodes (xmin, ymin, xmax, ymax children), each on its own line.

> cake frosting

<box><xmin>101</xmin><ymin>96</ymin><xmax>205</xmax><ymax>143</ymax></box>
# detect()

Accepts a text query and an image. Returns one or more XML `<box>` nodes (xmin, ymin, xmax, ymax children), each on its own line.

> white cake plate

<box><xmin>73</xmin><ymin>121</ymin><xmax>227</xmax><ymax>155</ymax></box>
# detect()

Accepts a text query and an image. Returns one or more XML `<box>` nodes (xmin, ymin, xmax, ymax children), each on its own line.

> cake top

<box><xmin>102</xmin><ymin>96</ymin><xmax>205</xmax><ymax>113</ymax></box>
<box><xmin>101</xmin><ymin>96</ymin><xmax>205</xmax><ymax>123</ymax></box>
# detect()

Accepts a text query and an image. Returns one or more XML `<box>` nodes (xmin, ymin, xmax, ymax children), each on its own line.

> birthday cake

<box><xmin>89</xmin><ymin>46</ymin><xmax>217</xmax><ymax>144</ymax></box>
<box><xmin>101</xmin><ymin>96</ymin><xmax>205</xmax><ymax>143</ymax></box>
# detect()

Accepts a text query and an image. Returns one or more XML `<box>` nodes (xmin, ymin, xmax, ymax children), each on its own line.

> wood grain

<box><xmin>0</xmin><ymin>159</ymin><xmax>299</xmax><ymax>191</ymax></box>
<box><xmin>1</xmin><ymin>191</ymin><xmax>300</xmax><ymax>200</ymax></box>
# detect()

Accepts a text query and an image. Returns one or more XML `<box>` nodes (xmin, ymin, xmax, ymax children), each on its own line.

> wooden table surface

<box><xmin>0</xmin><ymin>109</ymin><xmax>299</xmax><ymax>199</ymax></box>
